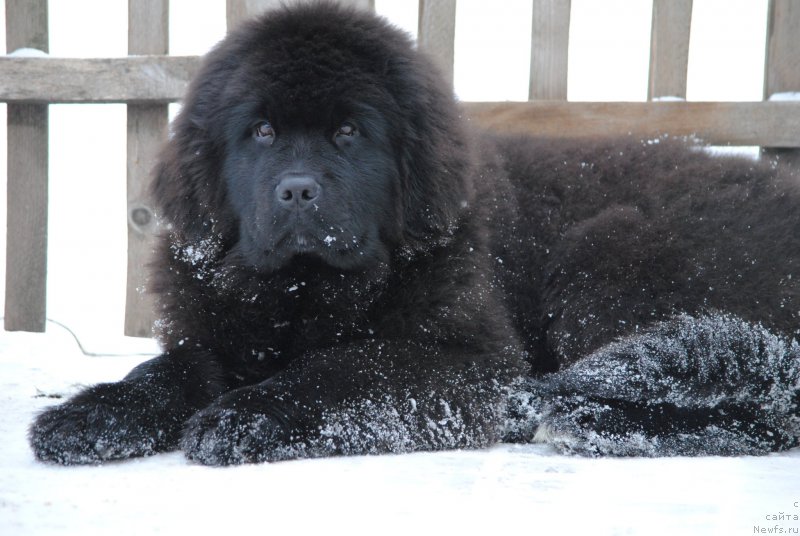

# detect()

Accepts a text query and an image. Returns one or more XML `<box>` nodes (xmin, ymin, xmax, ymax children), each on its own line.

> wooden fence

<box><xmin>2</xmin><ymin>0</ymin><xmax>799</xmax><ymax>337</ymax></box>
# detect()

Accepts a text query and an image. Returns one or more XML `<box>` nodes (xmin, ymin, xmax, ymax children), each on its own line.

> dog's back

<box><xmin>482</xmin><ymin>135</ymin><xmax>800</xmax><ymax>370</ymax></box>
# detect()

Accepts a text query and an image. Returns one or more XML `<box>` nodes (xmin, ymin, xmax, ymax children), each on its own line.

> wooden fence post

<box><xmin>763</xmin><ymin>0</ymin><xmax>800</xmax><ymax>166</ymax></box>
<box><xmin>125</xmin><ymin>0</ymin><xmax>168</xmax><ymax>337</ymax></box>
<box><xmin>648</xmin><ymin>0</ymin><xmax>693</xmax><ymax>100</ymax></box>
<box><xmin>529</xmin><ymin>0</ymin><xmax>571</xmax><ymax>100</ymax></box>
<box><xmin>4</xmin><ymin>0</ymin><xmax>48</xmax><ymax>333</ymax></box>
<box><xmin>339</xmin><ymin>0</ymin><xmax>374</xmax><ymax>10</ymax></box>
<box><xmin>417</xmin><ymin>0</ymin><xmax>457</xmax><ymax>89</ymax></box>
<box><xmin>227</xmin><ymin>0</ymin><xmax>281</xmax><ymax>29</ymax></box>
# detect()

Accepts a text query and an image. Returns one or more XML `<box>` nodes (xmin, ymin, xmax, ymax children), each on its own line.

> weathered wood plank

<box><xmin>125</xmin><ymin>0</ymin><xmax>168</xmax><ymax>338</ymax></box>
<box><xmin>226</xmin><ymin>0</ymin><xmax>281</xmax><ymax>30</ymax></box>
<box><xmin>764</xmin><ymin>0</ymin><xmax>800</xmax><ymax>98</ymax></box>
<box><xmin>529</xmin><ymin>0</ymin><xmax>571</xmax><ymax>100</ymax></box>
<box><xmin>463</xmin><ymin>101</ymin><xmax>800</xmax><ymax>147</ymax></box>
<box><xmin>5</xmin><ymin>0</ymin><xmax>48</xmax><ymax>333</ymax></box>
<box><xmin>0</xmin><ymin>56</ymin><xmax>200</xmax><ymax>104</ymax></box>
<box><xmin>338</xmin><ymin>0</ymin><xmax>374</xmax><ymax>10</ymax></box>
<box><xmin>3</xmin><ymin>57</ymin><xmax>797</xmax><ymax>149</ymax></box>
<box><xmin>5</xmin><ymin>105</ymin><xmax>48</xmax><ymax>333</ymax></box>
<box><xmin>648</xmin><ymin>0</ymin><xmax>693</xmax><ymax>100</ymax></box>
<box><xmin>763</xmin><ymin>0</ymin><xmax>800</xmax><ymax>163</ymax></box>
<box><xmin>418</xmin><ymin>0</ymin><xmax>457</xmax><ymax>88</ymax></box>
<box><xmin>6</xmin><ymin>0</ymin><xmax>48</xmax><ymax>53</ymax></box>
<box><xmin>129</xmin><ymin>0</ymin><xmax>168</xmax><ymax>55</ymax></box>
<box><xmin>125</xmin><ymin>106</ymin><xmax>166</xmax><ymax>337</ymax></box>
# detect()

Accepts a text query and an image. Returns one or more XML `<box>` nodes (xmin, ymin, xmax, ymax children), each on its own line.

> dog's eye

<box><xmin>335</xmin><ymin>123</ymin><xmax>357</xmax><ymax>138</ymax></box>
<box><xmin>253</xmin><ymin>121</ymin><xmax>275</xmax><ymax>144</ymax></box>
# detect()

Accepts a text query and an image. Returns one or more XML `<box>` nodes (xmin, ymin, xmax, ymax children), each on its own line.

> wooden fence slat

<box><xmin>125</xmin><ymin>105</ymin><xmax>165</xmax><ymax>338</ymax></box>
<box><xmin>648</xmin><ymin>0</ymin><xmax>693</xmax><ymax>100</ymax></box>
<box><xmin>226</xmin><ymin>0</ymin><xmax>281</xmax><ymax>30</ymax></box>
<box><xmin>125</xmin><ymin>0</ymin><xmax>168</xmax><ymax>338</ymax></box>
<box><xmin>0</xmin><ymin>56</ymin><xmax>199</xmax><ymax>104</ymax></box>
<box><xmin>529</xmin><ymin>0</ymin><xmax>571</xmax><ymax>100</ymax></box>
<box><xmin>5</xmin><ymin>105</ymin><xmax>48</xmax><ymax>333</ymax></box>
<box><xmin>763</xmin><ymin>0</ymin><xmax>800</xmax><ymax>163</ymax></box>
<box><xmin>4</xmin><ymin>0</ymin><xmax>48</xmax><ymax>333</ymax></box>
<box><xmin>6</xmin><ymin>0</ymin><xmax>48</xmax><ymax>52</ymax></box>
<box><xmin>464</xmin><ymin>101</ymin><xmax>800</xmax><ymax>147</ymax></box>
<box><xmin>417</xmin><ymin>0</ymin><xmax>457</xmax><ymax>88</ymax></box>
<box><xmin>130</xmin><ymin>0</ymin><xmax>168</xmax><ymax>55</ymax></box>
<box><xmin>0</xmin><ymin>57</ymin><xmax>800</xmax><ymax>147</ymax></box>
<box><xmin>764</xmin><ymin>0</ymin><xmax>800</xmax><ymax>97</ymax></box>
<box><xmin>342</xmin><ymin>0</ymin><xmax>374</xmax><ymax>10</ymax></box>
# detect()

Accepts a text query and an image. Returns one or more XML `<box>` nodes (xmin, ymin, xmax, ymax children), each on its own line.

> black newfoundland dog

<box><xmin>31</xmin><ymin>3</ymin><xmax>800</xmax><ymax>464</ymax></box>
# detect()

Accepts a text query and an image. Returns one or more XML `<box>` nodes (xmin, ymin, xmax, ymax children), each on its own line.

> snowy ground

<box><xmin>1</xmin><ymin>328</ymin><xmax>798</xmax><ymax>536</ymax></box>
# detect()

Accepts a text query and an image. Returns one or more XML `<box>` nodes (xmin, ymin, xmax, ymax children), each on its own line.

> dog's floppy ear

<box><xmin>151</xmin><ymin>115</ymin><xmax>226</xmax><ymax>240</ymax></box>
<box><xmin>150</xmin><ymin>43</ymin><xmax>240</xmax><ymax>242</ymax></box>
<box><xmin>388</xmin><ymin>53</ymin><xmax>476</xmax><ymax>246</ymax></box>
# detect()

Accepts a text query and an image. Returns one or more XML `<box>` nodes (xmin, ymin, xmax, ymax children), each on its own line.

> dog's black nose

<box><xmin>275</xmin><ymin>176</ymin><xmax>321</xmax><ymax>209</ymax></box>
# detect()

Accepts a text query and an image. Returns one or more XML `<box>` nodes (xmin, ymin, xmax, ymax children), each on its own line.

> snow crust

<box><xmin>2</xmin><ymin>328</ymin><xmax>799</xmax><ymax>535</ymax></box>
<box><xmin>768</xmin><ymin>92</ymin><xmax>800</xmax><ymax>102</ymax></box>
<box><xmin>6</xmin><ymin>48</ymin><xmax>49</xmax><ymax>57</ymax></box>
<box><xmin>651</xmin><ymin>96</ymin><xmax>686</xmax><ymax>102</ymax></box>
<box><xmin>507</xmin><ymin>314</ymin><xmax>800</xmax><ymax>457</ymax></box>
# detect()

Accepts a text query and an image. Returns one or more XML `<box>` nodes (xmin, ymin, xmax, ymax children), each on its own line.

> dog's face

<box><xmin>155</xmin><ymin>5</ymin><xmax>474</xmax><ymax>276</ymax></box>
<box><xmin>200</xmin><ymin>10</ymin><xmax>414</xmax><ymax>274</ymax></box>
<box><xmin>219</xmin><ymin>94</ymin><xmax>403</xmax><ymax>272</ymax></box>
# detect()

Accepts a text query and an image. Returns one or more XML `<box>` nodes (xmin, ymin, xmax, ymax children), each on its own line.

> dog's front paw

<box><xmin>181</xmin><ymin>404</ymin><xmax>292</xmax><ymax>465</ymax></box>
<box><xmin>29</xmin><ymin>384</ymin><xmax>167</xmax><ymax>464</ymax></box>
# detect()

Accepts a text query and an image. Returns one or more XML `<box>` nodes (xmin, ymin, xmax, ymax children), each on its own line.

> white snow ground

<box><xmin>1</xmin><ymin>328</ymin><xmax>798</xmax><ymax>536</ymax></box>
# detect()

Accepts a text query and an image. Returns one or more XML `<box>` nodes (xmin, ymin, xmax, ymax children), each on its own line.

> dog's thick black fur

<box><xmin>30</xmin><ymin>3</ymin><xmax>800</xmax><ymax>465</ymax></box>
